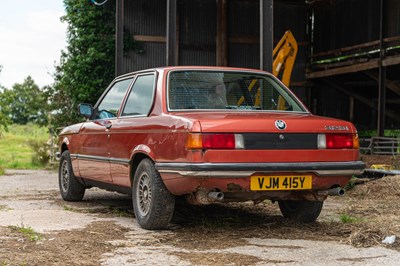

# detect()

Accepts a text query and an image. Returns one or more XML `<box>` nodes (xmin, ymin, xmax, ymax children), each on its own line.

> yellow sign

<box><xmin>250</xmin><ymin>175</ymin><xmax>312</xmax><ymax>191</ymax></box>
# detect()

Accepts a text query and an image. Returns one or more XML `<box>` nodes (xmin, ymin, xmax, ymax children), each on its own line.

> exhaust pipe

<box><xmin>208</xmin><ymin>191</ymin><xmax>224</xmax><ymax>201</ymax></box>
<box><xmin>186</xmin><ymin>190</ymin><xmax>225</xmax><ymax>205</ymax></box>
<box><xmin>328</xmin><ymin>187</ymin><xmax>345</xmax><ymax>196</ymax></box>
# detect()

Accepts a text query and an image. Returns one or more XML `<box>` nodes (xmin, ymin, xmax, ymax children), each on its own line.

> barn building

<box><xmin>113</xmin><ymin>0</ymin><xmax>400</xmax><ymax>135</ymax></box>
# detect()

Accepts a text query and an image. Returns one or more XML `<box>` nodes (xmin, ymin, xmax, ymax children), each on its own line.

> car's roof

<box><xmin>116</xmin><ymin>66</ymin><xmax>270</xmax><ymax>80</ymax></box>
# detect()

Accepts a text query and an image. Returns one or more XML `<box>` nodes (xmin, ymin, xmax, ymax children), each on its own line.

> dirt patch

<box><xmin>340</xmin><ymin>175</ymin><xmax>400</xmax><ymax>250</ymax></box>
<box><xmin>0</xmin><ymin>221</ymin><xmax>129</xmax><ymax>266</ymax></box>
<box><xmin>361</xmin><ymin>154</ymin><xmax>400</xmax><ymax>168</ymax></box>
<box><xmin>1</xmin><ymin>169</ymin><xmax>400</xmax><ymax>265</ymax></box>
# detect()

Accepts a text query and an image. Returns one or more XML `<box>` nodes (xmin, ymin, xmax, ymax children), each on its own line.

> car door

<box><xmin>78</xmin><ymin>77</ymin><xmax>134</xmax><ymax>182</ymax></box>
<box><xmin>108</xmin><ymin>73</ymin><xmax>156</xmax><ymax>187</ymax></box>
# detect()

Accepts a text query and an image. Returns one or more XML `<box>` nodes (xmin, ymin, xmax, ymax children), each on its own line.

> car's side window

<box><xmin>95</xmin><ymin>78</ymin><xmax>133</xmax><ymax>120</ymax></box>
<box><xmin>121</xmin><ymin>74</ymin><xmax>155</xmax><ymax>116</ymax></box>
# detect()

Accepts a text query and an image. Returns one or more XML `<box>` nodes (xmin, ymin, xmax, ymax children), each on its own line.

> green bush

<box><xmin>27</xmin><ymin>139</ymin><xmax>51</xmax><ymax>167</ymax></box>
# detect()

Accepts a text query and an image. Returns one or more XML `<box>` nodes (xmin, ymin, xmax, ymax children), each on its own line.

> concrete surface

<box><xmin>1</xmin><ymin>169</ymin><xmax>400</xmax><ymax>266</ymax></box>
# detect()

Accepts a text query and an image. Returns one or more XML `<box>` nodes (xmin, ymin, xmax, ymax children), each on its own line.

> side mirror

<box><xmin>78</xmin><ymin>103</ymin><xmax>93</xmax><ymax>119</ymax></box>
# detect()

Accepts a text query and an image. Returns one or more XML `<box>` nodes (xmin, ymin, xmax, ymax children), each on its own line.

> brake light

<box><xmin>187</xmin><ymin>133</ymin><xmax>244</xmax><ymax>149</ymax></box>
<box><xmin>318</xmin><ymin>133</ymin><xmax>357</xmax><ymax>149</ymax></box>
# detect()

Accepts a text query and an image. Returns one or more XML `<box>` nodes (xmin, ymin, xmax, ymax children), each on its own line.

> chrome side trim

<box><xmin>71</xmin><ymin>154</ymin><xmax>130</xmax><ymax>165</ymax></box>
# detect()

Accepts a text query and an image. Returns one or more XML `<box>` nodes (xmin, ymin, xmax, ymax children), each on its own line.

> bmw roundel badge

<box><xmin>275</xmin><ymin>120</ymin><xmax>286</xmax><ymax>130</ymax></box>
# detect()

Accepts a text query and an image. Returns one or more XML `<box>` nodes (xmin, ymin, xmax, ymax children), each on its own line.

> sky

<box><xmin>0</xmin><ymin>1</ymin><xmax>67</xmax><ymax>88</ymax></box>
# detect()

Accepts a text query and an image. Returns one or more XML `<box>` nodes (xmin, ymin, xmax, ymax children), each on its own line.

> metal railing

<box><xmin>360</xmin><ymin>137</ymin><xmax>400</xmax><ymax>155</ymax></box>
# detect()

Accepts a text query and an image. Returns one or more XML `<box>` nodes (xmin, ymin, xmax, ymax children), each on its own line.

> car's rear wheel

<box><xmin>59</xmin><ymin>150</ymin><xmax>85</xmax><ymax>201</ymax></box>
<box><xmin>132</xmin><ymin>159</ymin><xmax>175</xmax><ymax>230</ymax></box>
<box><xmin>278</xmin><ymin>200</ymin><xmax>323</xmax><ymax>223</ymax></box>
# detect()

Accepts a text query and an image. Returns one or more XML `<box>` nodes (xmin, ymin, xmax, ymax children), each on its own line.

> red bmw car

<box><xmin>58</xmin><ymin>66</ymin><xmax>365</xmax><ymax>229</ymax></box>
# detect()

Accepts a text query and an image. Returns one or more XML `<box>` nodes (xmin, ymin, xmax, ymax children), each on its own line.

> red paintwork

<box><xmin>59</xmin><ymin>66</ymin><xmax>362</xmax><ymax>200</ymax></box>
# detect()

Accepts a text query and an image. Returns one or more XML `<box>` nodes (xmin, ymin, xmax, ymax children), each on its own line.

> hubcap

<box><xmin>61</xmin><ymin>160</ymin><xmax>70</xmax><ymax>193</ymax></box>
<box><xmin>136</xmin><ymin>172</ymin><xmax>152</xmax><ymax>217</ymax></box>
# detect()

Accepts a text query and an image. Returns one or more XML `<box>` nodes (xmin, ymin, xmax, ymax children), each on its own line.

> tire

<box><xmin>278</xmin><ymin>200</ymin><xmax>323</xmax><ymax>223</ymax></box>
<box><xmin>59</xmin><ymin>150</ymin><xmax>85</xmax><ymax>201</ymax></box>
<box><xmin>132</xmin><ymin>159</ymin><xmax>175</xmax><ymax>230</ymax></box>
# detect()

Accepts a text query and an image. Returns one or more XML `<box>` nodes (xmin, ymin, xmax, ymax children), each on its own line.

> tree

<box><xmin>0</xmin><ymin>66</ymin><xmax>11</xmax><ymax>132</ymax></box>
<box><xmin>5</xmin><ymin>76</ymin><xmax>48</xmax><ymax>125</ymax></box>
<box><xmin>49</xmin><ymin>0</ymin><xmax>143</xmax><ymax>134</ymax></box>
<box><xmin>50</xmin><ymin>0</ymin><xmax>116</xmax><ymax>133</ymax></box>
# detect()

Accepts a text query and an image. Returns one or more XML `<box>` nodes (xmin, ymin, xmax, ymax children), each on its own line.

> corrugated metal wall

<box><xmin>123</xmin><ymin>0</ymin><xmax>167</xmax><ymax>73</ymax></box>
<box><xmin>387</xmin><ymin>0</ymin><xmax>400</xmax><ymax>37</ymax></box>
<box><xmin>178</xmin><ymin>0</ymin><xmax>216</xmax><ymax>66</ymax></box>
<box><xmin>123</xmin><ymin>0</ymin><xmax>309</xmax><ymax>103</ymax></box>
<box><xmin>227</xmin><ymin>1</ymin><xmax>309</xmax><ymax>103</ymax></box>
<box><xmin>313</xmin><ymin>81</ymin><xmax>350</xmax><ymax>121</ymax></box>
<box><xmin>227</xmin><ymin>0</ymin><xmax>259</xmax><ymax>69</ymax></box>
<box><xmin>313</xmin><ymin>0</ymin><xmax>400</xmax><ymax>53</ymax></box>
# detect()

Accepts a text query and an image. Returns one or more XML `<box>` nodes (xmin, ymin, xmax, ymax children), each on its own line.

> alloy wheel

<box><xmin>136</xmin><ymin>172</ymin><xmax>152</xmax><ymax>217</ymax></box>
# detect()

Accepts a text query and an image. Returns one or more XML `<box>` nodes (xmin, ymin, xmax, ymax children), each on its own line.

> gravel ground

<box><xmin>0</xmin><ymin>169</ymin><xmax>400</xmax><ymax>265</ymax></box>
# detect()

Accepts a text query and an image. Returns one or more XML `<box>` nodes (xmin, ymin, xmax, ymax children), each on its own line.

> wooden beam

<box><xmin>134</xmin><ymin>35</ymin><xmax>166</xmax><ymax>43</ymax></box>
<box><xmin>382</xmin><ymin>55</ymin><xmax>400</xmax><ymax>67</ymax></box>
<box><xmin>230</xmin><ymin>36</ymin><xmax>259</xmax><ymax>45</ymax></box>
<box><xmin>312</xmin><ymin>35</ymin><xmax>400</xmax><ymax>59</ymax></box>
<box><xmin>216</xmin><ymin>0</ymin><xmax>228</xmax><ymax>66</ymax></box>
<box><xmin>229</xmin><ymin>36</ymin><xmax>309</xmax><ymax>46</ymax></box>
<box><xmin>166</xmin><ymin>0</ymin><xmax>178</xmax><ymax>66</ymax></box>
<box><xmin>364</xmin><ymin>70</ymin><xmax>400</xmax><ymax>96</ymax></box>
<box><xmin>115</xmin><ymin>0</ymin><xmax>124</xmax><ymax>76</ymax></box>
<box><xmin>260</xmin><ymin>0</ymin><xmax>273</xmax><ymax>72</ymax></box>
<box><xmin>307</xmin><ymin>59</ymin><xmax>379</xmax><ymax>79</ymax></box>
<box><xmin>386</xmin><ymin>98</ymin><xmax>400</xmax><ymax>104</ymax></box>
<box><xmin>307</xmin><ymin>55</ymin><xmax>400</xmax><ymax>79</ymax></box>
<box><xmin>322</xmin><ymin>79</ymin><xmax>400</xmax><ymax>123</ymax></box>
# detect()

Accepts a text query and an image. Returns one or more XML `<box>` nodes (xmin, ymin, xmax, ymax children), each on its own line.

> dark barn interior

<box><xmin>114</xmin><ymin>0</ymin><xmax>400</xmax><ymax>135</ymax></box>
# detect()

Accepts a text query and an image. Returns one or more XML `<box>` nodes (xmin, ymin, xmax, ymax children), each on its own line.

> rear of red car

<box><xmin>155</xmin><ymin>67</ymin><xmax>364</xmax><ymax>222</ymax></box>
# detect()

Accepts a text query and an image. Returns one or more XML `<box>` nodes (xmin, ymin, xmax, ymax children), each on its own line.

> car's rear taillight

<box><xmin>187</xmin><ymin>133</ymin><xmax>244</xmax><ymax>149</ymax></box>
<box><xmin>318</xmin><ymin>133</ymin><xmax>359</xmax><ymax>149</ymax></box>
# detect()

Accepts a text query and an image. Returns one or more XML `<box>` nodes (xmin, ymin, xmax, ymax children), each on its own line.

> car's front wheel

<box><xmin>132</xmin><ymin>159</ymin><xmax>175</xmax><ymax>230</ymax></box>
<box><xmin>278</xmin><ymin>200</ymin><xmax>323</xmax><ymax>223</ymax></box>
<box><xmin>59</xmin><ymin>150</ymin><xmax>85</xmax><ymax>201</ymax></box>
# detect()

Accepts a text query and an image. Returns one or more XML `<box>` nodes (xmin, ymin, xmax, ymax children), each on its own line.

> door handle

<box><xmin>105</xmin><ymin>123</ymin><xmax>112</xmax><ymax>130</ymax></box>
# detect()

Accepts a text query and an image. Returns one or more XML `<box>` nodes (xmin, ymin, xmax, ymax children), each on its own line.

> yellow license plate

<box><xmin>250</xmin><ymin>175</ymin><xmax>312</xmax><ymax>191</ymax></box>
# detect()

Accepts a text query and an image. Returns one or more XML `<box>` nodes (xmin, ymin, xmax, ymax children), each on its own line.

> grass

<box><xmin>108</xmin><ymin>206</ymin><xmax>132</xmax><ymax>217</ymax></box>
<box><xmin>0</xmin><ymin>124</ymin><xmax>49</xmax><ymax>169</ymax></box>
<box><xmin>340</xmin><ymin>214</ymin><xmax>359</xmax><ymax>224</ymax></box>
<box><xmin>8</xmin><ymin>225</ymin><xmax>42</xmax><ymax>241</ymax></box>
<box><xmin>63</xmin><ymin>205</ymin><xmax>74</xmax><ymax>211</ymax></box>
<box><xmin>0</xmin><ymin>204</ymin><xmax>12</xmax><ymax>211</ymax></box>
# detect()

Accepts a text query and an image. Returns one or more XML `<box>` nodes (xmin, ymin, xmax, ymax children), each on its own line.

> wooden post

<box><xmin>216</xmin><ymin>0</ymin><xmax>228</xmax><ymax>66</ymax></box>
<box><xmin>349</xmin><ymin>96</ymin><xmax>354</xmax><ymax>122</ymax></box>
<box><xmin>115</xmin><ymin>0</ymin><xmax>124</xmax><ymax>76</ymax></box>
<box><xmin>166</xmin><ymin>0</ymin><xmax>178</xmax><ymax>66</ymax></box>
<box><xmin>378</xmin><ymin>0</ymin><xmax>386</xmax><ymax>136</ymax></box>
<box><xmin>260</xmin><ymin>0</ymin><xmax>273</xmax><ymax>72</ymax></box>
